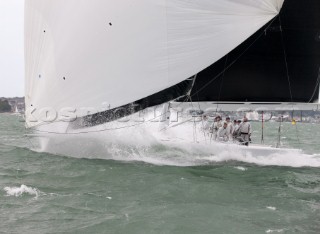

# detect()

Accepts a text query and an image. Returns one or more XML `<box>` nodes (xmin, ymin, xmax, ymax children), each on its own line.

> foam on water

<box><xmin>266</xmin><ymin>206</ymin><xmax>277</xmax><ymax>211</ymax></box>
<box><xmin>197</xmin><ymin>149</ymin><xmax>320</xmax><ymax>168</ymax></box>
<box><xmin>4</xmin><ymin>185</ymin><xmax>40</xmax><ymax>198</ymax></box>
<box><xmin>29</xmin><ymin>114</ymin><xmax>320</xmax><ymax>168</ymax></box>
<box><xmin>234</xmin><ymin>166</ymin><xmax>248</xmax><ymax>171</ymax></box>
<box><xmin>265</xmin><ymin>229</ymin><xmax>285</xmax><ymax>233</ymax></box>
<box><xmin>266</xmin><ymin>229</ymin><xmax>284</xmax><ymax>233</ymax></box>
<box><xmin>34</xmin><ymin>133</ymin><xmax>320</xmax><ymax>168</ymax></box>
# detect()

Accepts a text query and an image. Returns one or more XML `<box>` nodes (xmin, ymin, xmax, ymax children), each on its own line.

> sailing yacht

<box><xmin>24</xmin><ymin>0</ymin><xmax>320</xmax><ymax>157</ymax></box>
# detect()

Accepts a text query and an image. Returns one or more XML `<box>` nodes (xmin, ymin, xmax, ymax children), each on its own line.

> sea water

<box><xmin>0</xmin><ymin>114</ymin><xmax>320</xmax><ymax>233</ymax></box>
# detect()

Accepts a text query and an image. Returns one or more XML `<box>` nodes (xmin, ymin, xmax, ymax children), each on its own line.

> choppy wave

<box><xmin>4</xmin><ymin>185</ymin><xmax>41</xmax><ymax>198</ymax></box>
<box><xmin>285</xmin><ymin>172</ymin><xmax>320</xmax><ymax>194</ymax></box>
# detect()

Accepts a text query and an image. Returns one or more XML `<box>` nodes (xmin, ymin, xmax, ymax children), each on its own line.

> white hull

<box><xmin>26</xmin><ymin>105</ymin><xmax>316</xmax><ymax>167</ymax></box>
<box><xmin>213</xmin><ymin>142</ymin><xmax>302</xmax><ymax>157</ymax></box>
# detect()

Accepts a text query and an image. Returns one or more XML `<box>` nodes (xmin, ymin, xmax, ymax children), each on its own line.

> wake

<box><xmin>28</xmin><ymin>127</ymin><xmax>320</xmax><ymax>168</ymax></box>
<box><xmin>26</xmin><ymin>111</ymin><xmax>320</xmax><ymax>168</ymax></box>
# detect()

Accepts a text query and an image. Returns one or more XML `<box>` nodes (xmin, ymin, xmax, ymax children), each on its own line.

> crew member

<box><xmin>238</xmin><ymin>117</ymin><xmax>252</xmax><ymax>146</ymax></box>
<box><xmin>233</xmin><ymin>120</ymin><xmax>241</xmax><ymax>139</ymax></box>
<box><xmin>202</xmin><ymin>115</ymin><xmax>211</xmax><ymax>132</ymax></box>
<box><xmin>217</xmin><ymin>121</ymin><xmax>229</xmax><ymax>141</ymax></box>
<box><xmin>212</xmin><ymin>116</ymin><xmax>223</xmax><ymax>140</ymax></box>
<box><xmin>226</xmin><ymin>117</ymin><xmax>234</xmax><ymax>140</ymax></box>
<box><xmin>233</xmin><ymin>120</ymin><xmax>237</xmax><ymax>128</ymax></box>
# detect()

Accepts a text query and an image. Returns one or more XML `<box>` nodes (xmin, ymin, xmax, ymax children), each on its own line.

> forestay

<box><xmin>25</xmin><ymin>0</ymin><xmax>284</xmax><ymax>127</ymax></box>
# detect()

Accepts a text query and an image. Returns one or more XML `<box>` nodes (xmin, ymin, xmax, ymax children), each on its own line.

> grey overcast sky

<box><xmin>0</xmin><ymin>0</ymin><xmax>24</xmax><ymax>97</ymax></box>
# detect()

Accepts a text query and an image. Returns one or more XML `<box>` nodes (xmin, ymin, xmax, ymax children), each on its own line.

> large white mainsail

<box><xmin>25</xmin><ymin>0</ymin><xmax>284</xmax><ymax>127</ymax></box>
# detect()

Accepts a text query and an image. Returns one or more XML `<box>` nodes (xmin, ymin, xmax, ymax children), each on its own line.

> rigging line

<box><xmin>279</xmin><ymin>14</ymin><xmax>293</xmax><ymax>102</ymax></box>
<box><xmin>291</xmin><ymin>109</ymin><xmax>301</xmax><ymax>145</ymax></box>
<box><xmin>261</xmin><ymin>111</ymin><xmax>265</xmax><ymax>144</ymax></box>
<box><xmin>164</xmin><ymin>0</ymin><xmax>170</xmax><ymax>86</ymax></box>
<box><xmin>191</xmin><ymin>16</ymin><xmax>279</xmax><ymax>98</ymax></box>
<box><xmin>187</xmin><ymin>94</ymin><xmax>198</xmax><ymax>143</ymax></box>
<box><xmin>295</xmin><ymin>123</ymin><xmax>301</xmax><ymax>145</ymax></box>
<box><xmin>279</xmin><ymin>14</ymin><xmax>303</xmax><ymax>148</ymax></box>
<box><xmin>187</xmin><ymin>74</ymin><xmax>198</xmax><ymax>96</ymax></box>
<box><xmin>169</xmin><ymin>96</ymin><xmax>189</xmax><ymax>112</ymax></box>
<box><xmin>197</xmin><ymin>83</ymin><xmax>207</xmax><ymax>143</ymax></box>
<box><xmin>165</xmin><ymin>76</ymin><xmax>198</xmax><ymax>107</ymax></box>
<box><xmin>196</xmin><ymin>94</ymin><xmax>208</xmax><ymax>143</ymax></box>
<box><xmin>276</xmin><ymin>115</ymin><xmax>283</xmax><ymax>148</ymax></box>
<box><xmin>216</xmin><ymin>55</ymin><xmax>229</xmax><ymax>114</ymax></box>
<box><xmin>141</xmin><ymin>75</ymin><xmax>196</xmax><ymax>132</ymax></box>
<box><xmin>307</xmin><ymin>66</ymin><xmax>320</xmax><ymax>103</ymax></box>
<box><xmin>191</xmin><ymin>75</ymin><xmax>208</xmax><ymax>143</ymax></box>
<box><xmin>24</xmin><ymin>132</ymin><xmax>36</xmax><ymax>150</ymax></box>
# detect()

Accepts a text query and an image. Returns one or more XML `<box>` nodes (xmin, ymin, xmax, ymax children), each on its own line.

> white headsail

<box><xmin>25</xmin><ymin>0</ymin><xmax>284</xmax><ymax>127</ymax></box>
